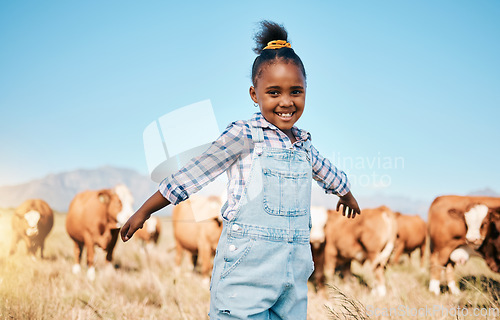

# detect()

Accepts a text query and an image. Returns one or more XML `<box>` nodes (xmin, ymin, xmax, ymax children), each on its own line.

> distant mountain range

<box><xmin>0</xmin><ymin>166</ymin><xmax>158</xmax><ymax>212</ymax></box>
<box><xmin>467</xmin><ymin>187</ymin><xmax>500</xmax><ymax>197</ymax></box>
<box><xmin>310</xmin><ymin>184</ymin><xmax>432</xmax><ymax>217</ymax></box>
<box><xmin>0</xmin><ymin>166</ymin><xmax>497</xmax><ymax>220</ymax></box>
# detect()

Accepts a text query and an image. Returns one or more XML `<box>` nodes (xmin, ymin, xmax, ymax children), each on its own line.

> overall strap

<box><xmin>250</xmin><ymin>125</ymin><xmax>264</xmax><ymax>155</ymax></box>
<box><xmin>250</xmin><ymin>125</ymin><xmax>264</xmax><ymax>143</ymax></box>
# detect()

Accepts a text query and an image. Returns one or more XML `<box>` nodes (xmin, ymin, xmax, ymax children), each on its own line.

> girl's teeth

<box><xmin>277</xmin><ymin>113</ymin><xmax>292</xmax><ymax>117</ymax></box>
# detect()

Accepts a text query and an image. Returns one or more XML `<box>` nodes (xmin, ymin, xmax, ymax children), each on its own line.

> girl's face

<box><xmin>249</xmin><ymin>61</ymin><xmax>306</xmax><ymax>136</ymax></box>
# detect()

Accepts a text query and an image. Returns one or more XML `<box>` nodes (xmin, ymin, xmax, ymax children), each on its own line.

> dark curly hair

<box><xmin>251</xmin><ymin>20</ymin><xmax>306</xmax><ymax>86</ymax></box>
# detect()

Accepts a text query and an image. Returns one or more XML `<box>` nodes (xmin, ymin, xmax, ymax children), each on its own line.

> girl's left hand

<box><xmin>336</xmin><ymin>191</ymin><xmax>361</xmax><ymax>219</ymax></box>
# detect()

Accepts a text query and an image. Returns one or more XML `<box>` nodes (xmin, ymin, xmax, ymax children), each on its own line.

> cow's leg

<box><xmin>105</xmin><ymin>229</ymin><xmax>120</xmax><ymax>263</ymax></box>
<box><xmin>310</xmin><ymin>242</ymin><xmax>326</xmax><ymax>293</ymax></box>
<box><xmin>372</xmin><ymin>264</ymin><xmax>387</xmax><ymax>296</ymax></box>
<box><xmin>391</xmin><ymin>241</ymin><xmax>405</xmax><ymax>265</ymax></box>
<box><xmin>446</xmin><ymin>262</ymin><xmax>460</xmax><ymax>295</ymax></box>
<box><xmin>191</xmin><ymin>253</ymin><xmax>198</xmax><ymax>271</ymax></box>
<box><xmin>24</xmin><ymin>236</ymin><xmax>37</xmax><ymax>257</ymax></box>
<box><xmin>9</xmin><ymin>233</ymin><xmax>20</xmax><ymax>255</ymax></box>
<box><xmin>72</xmin><ymin>241</ymin><xmax>84</xmax><ymax>275</ymax></box>
<box><xmin>152</xmin><ymin>231</ymin><xmax>160</xmax><ymax>244</ymax></box>
<box><xmin>40</xmin><ymin>238</ymin><xmax>45</xmax><ymax>259</ymax></box>
<box><xmin>419</xmin><ymin>238</ymin><xmax>427</xmax><ymax>269</ymax></box>
<box><xmin>145</xmin><ymin>241</ymin><xmax>155</xmax><ymax>253</ymax></box>
<box><xmin>95</xmin><ymin>225</ymin><xmax>112</xmax><ymax>250</ymax></box>
<box><xmin>336</xmin><ymin>261</ymin><xmax>353</xmax><ymax>279</ymax></box>
<box><xmin>366</xmin><ymin>249</ymin><xmax>388</xmax><ymax>296</ymax></box>
<box><xmin>430</xmin><ymin>246</ymin><xmax>454</xmax><ymax>294</ymax></box>
<box><xmin>198</xmin><ymin>238</ymin><xmax>212</xmax><ymax>288</ymax></box>
<box><xmin>174</xmin><ymin>241</ymin><xmax>184</xmax><ymax>276</ymax></box>
<box><xmin>198</xmin><ymin>239</ymin><xmax>212</xmax><ymax>278</ymax></box>
<box><xmin>324</xmin><ymin>244</ymin><xmax>337</xmax><ymax>280</ymax></box>
<box><xmin>428</xmin><ymin>250</ymin><xmax>442</xmax><ymax>295</ymax></box>
<box><xmin>83</xmin><ymin>234</ymin><xmax>96</xmax><ymax>281</ymax></box>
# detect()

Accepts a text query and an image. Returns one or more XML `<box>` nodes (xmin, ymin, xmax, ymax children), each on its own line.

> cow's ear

<box><xmin>448</xmin><ymin>208</ymin><xmax>463</xmax><ymax>219</ymax></box>
<box><xmin>98</xmin><ymin>191</ymin><xmax>111</xmax><ymax>204</ymax></box>
<box><xmin>14</xmin><ymin>207</ymin><xmax>26</xmax><ymax>217</ymax></box>
<box><xmin>395</xmin><ymin>212</ymin><xmax>402</xmax><ymax>217</ymax></box>
<box><xmin>489</xmin><ymin>206</ymin><xmax>500</xmax><ymax>219</ymax></box>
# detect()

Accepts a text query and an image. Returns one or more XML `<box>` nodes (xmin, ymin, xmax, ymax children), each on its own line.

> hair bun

<box><xmin>253</xmin><ymin>20</ymin><xmax>289</xmax><ymax>54</ymax></box>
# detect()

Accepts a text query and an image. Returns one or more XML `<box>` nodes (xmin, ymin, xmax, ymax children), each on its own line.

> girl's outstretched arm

<box><xmin>336</xmin><ymin>191</ymin><xmax>361</xmax><ymax>219</ymax></box>
<box><xmin>120</xmin><ymin>191</ymin><xmax>170</xmax><ymax>242</ymax></box>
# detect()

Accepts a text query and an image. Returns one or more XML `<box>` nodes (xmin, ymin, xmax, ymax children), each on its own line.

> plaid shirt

<box><xmin>159</xmin><ymin>112</ymin><xmax>350</xmax><ymax>220</ymax></box>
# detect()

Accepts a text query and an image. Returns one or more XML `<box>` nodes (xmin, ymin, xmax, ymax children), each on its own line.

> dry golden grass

<box><xmin>1</xmin><ymin>208</ymin><xmax>499</xmax><ymax>319</ymax></box>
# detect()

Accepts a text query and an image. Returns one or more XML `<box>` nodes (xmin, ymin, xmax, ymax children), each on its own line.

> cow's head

<box><xmin>464</xmin><ymin>204</ymin><xmax>490</xmax><ymax>249</ymax></box>
<box><xmin>24</xmin><ymin>210</ymin><xmax>41</xmax><ymax>237</ymax></box>
<box><xmin>310</xmin><ymin>206</ymin><xmax>328</xmax><ymax>249</ymax></box>
<box><xmin>22</xmin><ymin>210</ymin><xmax>40</xmax><ymax>237</ymax></box>
<box><xmin>98</xmin><ymin>190</ymin><xmax>121</xmax><ymax>228</ymax></box>
<box><xmin>97</xmin><ymin>187</ymin><xmax>133</xmax><ymax>229</ymax></box>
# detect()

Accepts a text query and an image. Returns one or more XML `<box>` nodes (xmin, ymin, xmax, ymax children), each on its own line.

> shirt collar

<box><xmin>249</xmin><ymin>112</ymin><xmax>311</xmax><ymax>142</ymax></box>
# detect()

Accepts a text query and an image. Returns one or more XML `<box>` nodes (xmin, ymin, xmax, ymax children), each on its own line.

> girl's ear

<box><xmin>249</xmin><ymin>86</ymin><xmax>259</xmax><ymax>104</ymax></box>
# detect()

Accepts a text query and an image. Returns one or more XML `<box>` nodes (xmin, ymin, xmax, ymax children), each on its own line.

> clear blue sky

<box><xmin>1</xmin><ymin>0</ymin><xmax>499</xmax><ymax>201</ymax></box>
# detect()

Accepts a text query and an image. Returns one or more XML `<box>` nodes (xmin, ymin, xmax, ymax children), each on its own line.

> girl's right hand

<box><xmin>120</xmin><ymin>191</ymin><xmax>171</xmax><ymax>242</ymax></box>
<box><xmin>120</xmin><ymin>210</ymin><xmax>151</xmax><ymax>242</ymax></box>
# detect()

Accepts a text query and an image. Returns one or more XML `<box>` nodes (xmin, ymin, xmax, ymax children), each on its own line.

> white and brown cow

<box><xmin>324</xmin><ymin>205</ymin><xmax>398</xmax><ymax>296</ymax></box>
<box><xmin>172</xmin><ymin>195</ymin><xmax>223</xmax><ymax>279</ymax></box>
<box><xmin>479</xmin><ymin>206</ymin><xmax>500</xmax><ymax>272</ymax></box>
<box><xmin>10</xmin><ymin>199</ymin><xmax>54</xmax><ymax>258</ymax></box>
<box><xmin>66</xmin><ymin>184</ymin><xmax>134</xmax><ymax>280</ymax></box>
<box><xmin>391</xmin><ymin>213</ymin><xmax>427</xmax><ymax>267</ymax></box>
<box><xmin>135</xmin><ymin>215</ymin><xmax>162</xmax><ymax>250</ymax></box>
<box><xmin>428</xmin><ymin>195</ymin><xmax>500</xmax><ymax>295</ymax></box>
<box><xmin>309</xmin><ymin>206</ymin><xmax>328</xmax><ymax>291</ymax></box>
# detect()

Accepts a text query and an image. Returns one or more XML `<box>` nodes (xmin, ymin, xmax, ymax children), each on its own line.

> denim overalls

<box><xmin>209</xmin><ymin>125</ymin><xmax>314</xmax><ymax>319</ymax></box>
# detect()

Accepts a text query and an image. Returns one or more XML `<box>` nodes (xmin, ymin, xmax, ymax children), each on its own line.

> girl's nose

<box><xmin>279</xmin><ymin>95</ymin><xmax>294</xmax><ymax>107</ymax></box>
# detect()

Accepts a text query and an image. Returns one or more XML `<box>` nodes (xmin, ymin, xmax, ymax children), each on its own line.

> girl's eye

<box><xmin>292</xmin><ymin>90</ymin><xmax>303</xmax><ymax>95</ymax></box>
<box><xmin>267</xmin><ymin>90</ymin><xmax>279</xmax><ymax>96</ymax></box>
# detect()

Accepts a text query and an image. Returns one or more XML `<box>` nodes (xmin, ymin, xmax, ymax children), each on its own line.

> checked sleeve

<box><xmin>311</xmin><ymin>145</ymin><xmax>351</xmax><ymax>196</ymax></box>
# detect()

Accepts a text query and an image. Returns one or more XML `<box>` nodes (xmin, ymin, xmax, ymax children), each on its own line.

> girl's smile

<box><xmin>249</xmin><ymin>62</ymin><xmax>306</xmax><ymax>142</ymax></box>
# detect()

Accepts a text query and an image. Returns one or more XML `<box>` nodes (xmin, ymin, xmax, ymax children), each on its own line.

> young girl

<box><xmin>121</xmin><ymin>20</ymin><xmax>360</xmax><ymax>319</ymax></box>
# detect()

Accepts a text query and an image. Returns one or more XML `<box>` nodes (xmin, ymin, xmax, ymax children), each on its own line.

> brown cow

<box><xmin>479</xmin><ymin>206</ymin><xmax>500</xmax><ymax>272</ymax></box>
<box><xmin>391</xmin><ymin>213</ymin><xmax>427</xmax><ymax>267</ymax></box>
<box><xmin>66</xmin><ymin>184</ymin><xmax>134</xmax><ymax>280</ymax></box>
<box><xmin>172</xmin><ymin>195</ymin><xmax>223</xmax><ymax>280</ymax></box>
<box><xmin>324</xmin><ymin>205</ymin><xmax>398</xmax><ymax>296</ymax></box>
<box><xmin>135</xmin><ymin>215</ymin><xmax>162</xmax><ymax>249</ymax></box>
<box><xmin>10</xmin><ymin>199</ymin><xmax>54</xmax><ymax>258</ymax></box>
<box><xmin>428</xmin><ymin>195</ymin><xmax>500</xmax><ymax>295</ymax></box>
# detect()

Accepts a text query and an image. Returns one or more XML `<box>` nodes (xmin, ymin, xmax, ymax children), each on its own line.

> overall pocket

<box><xmin>262</xmin><ymin>168</ymin><xmax>310</xmax><ymax>216</ymax></box>
<box><xmin>220</xmin><ymin>237</ymin><xmax>255</xmax><ymax>279</ymax></box>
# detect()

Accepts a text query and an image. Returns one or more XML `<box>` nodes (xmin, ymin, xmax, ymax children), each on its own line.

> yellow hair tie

<box><xmin>263</xmin><ymin>40</ymin><xmax>291</xmax><ymax>50</ymax></box>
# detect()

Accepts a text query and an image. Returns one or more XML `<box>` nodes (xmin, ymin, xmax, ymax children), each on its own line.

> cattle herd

<box><xmin>7</xmin><ymin>185</ymin><xmax>500</xmax><ymax>297</ymax></box>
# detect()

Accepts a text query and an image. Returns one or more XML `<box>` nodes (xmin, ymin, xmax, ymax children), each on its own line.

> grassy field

<box><xmin>1</xmin><ymin>208</ymin><xmax>500</xmax><ymax>320</ymax></box>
